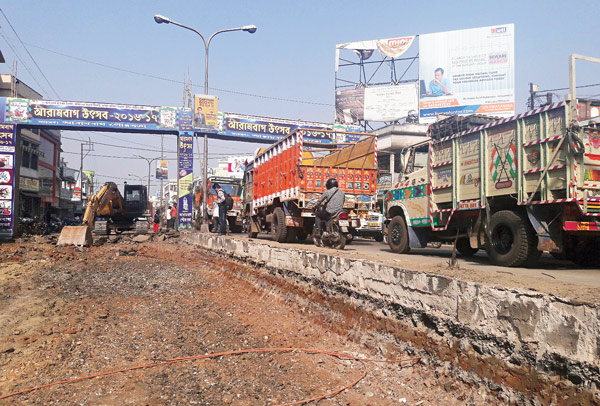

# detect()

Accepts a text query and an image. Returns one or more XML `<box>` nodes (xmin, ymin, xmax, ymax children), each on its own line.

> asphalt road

<box><xmin>232</xmin><ymin>232</ymin><xmax>600</xmax><ymax>289</ymax></box>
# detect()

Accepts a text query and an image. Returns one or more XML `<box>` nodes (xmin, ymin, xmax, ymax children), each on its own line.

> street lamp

<box><xmin>134</xmin><ymin>155</ymin><xmax>160</xmax><ymax>203</ymax></box>
<box><xmin>153</xmin><ymin>14</ymin><xmax>257</xmax><ymax>226</ymax></box>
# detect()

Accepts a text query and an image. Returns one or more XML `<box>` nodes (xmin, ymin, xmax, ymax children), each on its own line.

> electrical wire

<box><xmin>0</xmin><ymin>30</ymin><xmax>49</xmax><ymax>97</ymax></box>
<box><xmin>19</xmin><ymin>40</ymin><xmax>332</xmax><ymax>106</ymax></box>
<box><xmin>0</xmin><ymin>347</ymin><xmax>420</xmax><ymax>404</ymax></box>
<box><xmin>0</xmin><ymin>7</ymin><xmax>60</xmax><ymax>99</ymax></box>
<box><xmin>538</xmin><ymin>83</ymin><xmax>600</xmax><ymax>93</ymax></box>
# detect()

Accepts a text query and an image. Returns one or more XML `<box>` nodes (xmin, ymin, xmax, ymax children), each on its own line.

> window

<box><xmin>22</xmin><ymin>141</ymin><xmax>39</xmax><ymax>170</ymax></box>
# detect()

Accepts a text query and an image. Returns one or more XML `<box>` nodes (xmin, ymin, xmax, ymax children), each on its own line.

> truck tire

<box><xmin>374</xmin><ymin>233</ymin><xmax>384</xmax><ymax>242</ymax></box>
<box><xmin>485</xmin><ymin>211</ymin><xmax>536</xmax><ymax>267</ymax></box>
<box><xmin>388</xmin><ymin>216</ymin><xmax>410</xmax><ymax>254</ymax></box>
<box><xmin>456</xmin><ymin>238</ymin><xmax>478</xmax><ymax>257</ymax></box>
<box><xmin>271</xmin><ymin>207</ymin><xmax>288</xmax><ymax>243</ymax></box>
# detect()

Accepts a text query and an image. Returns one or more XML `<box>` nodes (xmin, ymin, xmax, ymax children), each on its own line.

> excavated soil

<box><xmin>0</xmin><ymin>236</ymin><xmax>523</xmax><ymax>405</ymax></box>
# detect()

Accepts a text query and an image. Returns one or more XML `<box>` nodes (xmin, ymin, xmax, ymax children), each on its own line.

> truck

<box><xmin>58</xmin><ymin>182</ymin><xmax>150</xmax><ymax>246</ymax></box>
<box><xmin>243</xmin><ymin>128</ymin><xmax>378</xmax><ymax>242</ymax></box>
<box><xmin>196</xmin><ymin>176</ymin><xmax>244</xmax><ymax>233</ymax></box>
<box><xmin>383</xmin><ymin>99</ymin><xmax>600</xmax><ymax>267</ymax></box>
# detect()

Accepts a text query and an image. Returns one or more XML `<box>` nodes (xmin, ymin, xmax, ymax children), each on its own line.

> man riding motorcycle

<box><xmin>313</xmin><ymin>178</ymin><xmax>345</xmax><ymax>237</ymax></box>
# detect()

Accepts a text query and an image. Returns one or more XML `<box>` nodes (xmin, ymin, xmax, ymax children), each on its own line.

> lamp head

<box><xmin>241</xmin><ymin>25</ymin><xmax>257</xmax><ymax>34</ymax></box>
<box><xmin>154</xmin><ymin>14</ymin><xmax>171</xmax><ymax>24</ymax></box>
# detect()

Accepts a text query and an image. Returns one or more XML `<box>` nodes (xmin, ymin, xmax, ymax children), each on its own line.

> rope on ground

<box><xmin>0</xmin><ymin>347</ymin><xmax>420</xmax><ymax>404</ymax></box>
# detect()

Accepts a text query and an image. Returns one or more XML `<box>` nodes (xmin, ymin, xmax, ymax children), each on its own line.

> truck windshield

<box><xmin>210</xmin><ymin>184</ymin><xmax>241</xmax><ymax>196</ymax></box>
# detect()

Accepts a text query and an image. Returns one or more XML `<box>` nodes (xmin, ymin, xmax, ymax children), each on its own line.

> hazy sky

<box><xmin>1</xmin><ymin>1</ymin><xmax>599</xmax><ymax>196</ymax></box>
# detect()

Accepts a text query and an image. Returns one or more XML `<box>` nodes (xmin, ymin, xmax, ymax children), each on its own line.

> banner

<box><xmin>364</xmin><ymin>84</ymin><xmax>419</xmax><ymax>122</ymax></box>
<box><xmin>0</xmin><ymin>123</ymin><xmax>16</xmax><ymax>239</ymax></box>
<box><xmin>335</xmin><ymin>85</ymin><xmax>419</xmax><ymax>124</ymax></box>
<box><xmin>335</xmin><ymin>89</ymin><xmax>365</xmax><ymax>124</ymax></box>
<box><xmin>0</xmin><ymin>98</ymin><xmax>183</xmax><ymax>131</ymax></box>
<box><xmin>419</xmin><ymin>24</ymin><xmax>515</xmax><ymax>123</ymax></box>
<box><xmin>215</xmin><ymin>113</ymin><xmax>340</xmax><ymax>143</ymax></box>
<box><xmin>376</xmin><ymin>36</ymin><xmax>415</xmax><ymax>58</ymax></box>
<box><xmin>82</xmin><ymin>170</ymin><xmax>95</xmax><ymax>184</ymax></box>
<box><xmin>156</xmin><ymin>160</ymin><xmax>168</xmax><ymax>180</ymax></box>
<box><xmin>194</xmin><ymin>94</ymin><xmax>218</xmax><ymax>130</ymax></box>
<box><xmin>177</xmin><ymin>131</ymin><xmax>194</xmax><ymax>230</ymax></box>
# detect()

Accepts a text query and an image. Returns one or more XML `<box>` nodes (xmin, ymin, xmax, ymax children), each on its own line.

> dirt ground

<box><xmin>0</xmin><ymin>235</ymin><xmax>521</xmax><ymax>405</ymax></box>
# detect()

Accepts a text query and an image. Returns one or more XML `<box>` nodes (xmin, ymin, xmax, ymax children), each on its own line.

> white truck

<box><xmin>384</xmin><ymin>99</ymin><xmax>600</xmax><ymax>267</ymax></box>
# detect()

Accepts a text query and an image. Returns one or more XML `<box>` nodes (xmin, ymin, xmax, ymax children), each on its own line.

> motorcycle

<box><xmin>312</xmin><ymin>209</ymin><xmax>349</xmax><ymax>250</ymax></box>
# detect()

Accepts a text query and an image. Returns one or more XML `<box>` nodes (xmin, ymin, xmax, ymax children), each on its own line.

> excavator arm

<box><xmin>82</xmin><ymin>182</ymin><xmax>124</xmax><ymax>228</ymax></box>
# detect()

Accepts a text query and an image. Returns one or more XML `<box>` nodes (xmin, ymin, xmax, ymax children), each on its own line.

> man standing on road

<box><xmin>212</xmin><ymin>183</ymin><xmax>227</xmax><ymax>236</ymax></box>
<box><xmin>166</xmin><ymin>205</ymin><xmax>172</xmax><ymax>229</ymax></box>
<box><xmin>170</xmin><ymin>203</ymin><xmax>178</xmax><ymax>231</ymax></box>
<box><xmin>313</xmin><ymin>178</ymin><xmax>345</xmax><ymax>237</ymax></box>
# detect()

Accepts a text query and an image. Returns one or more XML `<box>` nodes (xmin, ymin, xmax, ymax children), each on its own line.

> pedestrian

<box><xmin>170</xmin><ymin>203</ymin><xmax>178</xmax><ymax>231</ymax></box>
<box><xmin>212</xmin><ymin>201</ymin><xmax>220</xmax><ymax>233</ymax></box>
<box><xmin>44</xmin><ymin>207</ymin><xmax>52</xmax><ymax>235</ymax></box>
<box><xmin>212</xmin><ymin>183</ymin><xmax>227</xmax><ymax>236</ymax></box>
<box><xmin>153</xmin><ymin>209</ymin><xmax>160</xmax><ymax>233</ymax></box>
<box><xmin>166</xmin><ymin>205</ymin><xmax>172</xmax><ymax>228</ymax></box>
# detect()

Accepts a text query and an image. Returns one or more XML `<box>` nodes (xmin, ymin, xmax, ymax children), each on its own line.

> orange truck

<box><xmin>196</xmin><ymin>176</ymin><xmax>244</xmax><ymax>232</ymax></box>
<box><xmin>243</xmin><ymin>128</ymin><xmax>378</xmax><ymax>242</ymax></box>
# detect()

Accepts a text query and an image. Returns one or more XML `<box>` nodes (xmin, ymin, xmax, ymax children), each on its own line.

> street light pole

<box><xmin>134</xmin><ymin>155</ymin><xmax>160</xmax><ymax>203</ymax></box>
<box><xmin>153</xmin><ymin>15</ymin><xmax>256</xmax><ymax>226</ymax></box>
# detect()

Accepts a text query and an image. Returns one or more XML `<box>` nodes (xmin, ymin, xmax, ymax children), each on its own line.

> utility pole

<box><xmin>528</xmin><ymin>83</ymin><xmax>538</xmax><ymax>111</ymax></box>
<box><xmin>160</xmin><ymin>135</ymin><xmax>164</xmax><ymax>226</ymax></box>
<box><xmin>79</xmin><ymin>139</ymin><xmax>93</xmax><ymax>211</ymax></box>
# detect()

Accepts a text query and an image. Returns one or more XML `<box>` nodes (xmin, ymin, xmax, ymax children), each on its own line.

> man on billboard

<box><xmin>427</xmin><ymin>67</ymin><xmax>451</xmax><ymax>96</ymax></box>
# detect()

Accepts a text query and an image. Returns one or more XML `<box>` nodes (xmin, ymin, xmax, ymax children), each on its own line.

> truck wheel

<box><xmin>271</xmin><ymin>207</ymin><xmax>288</xmax><ymax>243</ymax></box>
<box><xmin>388</xmin><ymin>216</ymin><xmax>410</xmax><ymax>254</ymax></box>
<box><xmin>485</xmin><ymin>211</ymin><xmax>535</xmax><ymax>267</ymax></box>
<box><xmin>456</xmin><ymin>238</ymin><xmax>478</xmax><ymax>257</ymax></box>
<box><xmin>374</xmin><ymin>233</ymin><xmax>384</xmax><ymax>242</ymax></box>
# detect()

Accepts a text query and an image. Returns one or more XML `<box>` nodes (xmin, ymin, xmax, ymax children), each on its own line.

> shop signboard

<box><xmin>0</xmin><ymin>123</ymin><xmax>16</xmax><ymax>239</ymax></box>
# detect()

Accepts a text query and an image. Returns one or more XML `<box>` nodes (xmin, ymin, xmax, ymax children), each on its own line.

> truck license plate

<box><xmin>367</xmin><ymin>221</ymin><xmax>379</xmax><ymax>227</ymax></box>
<box><xmin>339</xmin><ymin>220</ymin><xmax>349</xmax><ymax>227</ymax></box>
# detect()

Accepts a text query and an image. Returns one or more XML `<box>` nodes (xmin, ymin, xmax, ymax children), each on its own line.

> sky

<box><xmin>1</xmin><ymin>0</ymin><xmax>599</xmax><ymax>197</ymax></box>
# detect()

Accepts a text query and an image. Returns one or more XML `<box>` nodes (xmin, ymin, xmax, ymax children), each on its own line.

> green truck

<box><xmin>384</xmin><ymin>99</ymin><xmax>600</xmax><ymax>267</ymax></box>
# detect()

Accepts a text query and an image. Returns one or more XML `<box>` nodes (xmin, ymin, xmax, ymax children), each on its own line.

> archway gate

<box><xmin>0</xmin><ymin>97</ymin><xmax>352</xmax><ymax>239</ymax></box>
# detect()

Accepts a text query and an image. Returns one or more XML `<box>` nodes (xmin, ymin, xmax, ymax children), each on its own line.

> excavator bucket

<box><xmin>57</xmin><ymin>226</ymin><xmax>93</xmax><ymax>247</ymax></box>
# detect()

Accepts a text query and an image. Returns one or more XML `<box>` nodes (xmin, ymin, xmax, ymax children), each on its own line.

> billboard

<box><xmin>194</xmin><ymin>94</ymin><xmax>218</xmax><ymax>130</ymax></box>
<box><xmin>177</xmin><ymin>132</ymin><xmax>194</xmax><ymax>231</ymax></box>
<box><xmin>335</xmin><ymin>84</ymin><xmax>419</xmax><ymax>124</ymax></box>
<box><xmin>335</xmin><ymin>24</ymin><xmax>515</xmax><ymax>125</ymax></box>
<box><xmin>418</xmin><ymin>24</ymin><xmax>515</xmax><ymax>123</ymax></box>
<box><xmin>0</xmin><ymin>123</ymin><xmax>16</xmax><ymax>239</ymax></box>
<box><xmin>156</xmin><ymin>160</ymin><xmax>168</xmax><ymax>180</ymax></box>
<box><xmin>0</xmin><ymin>98</ymin><xmax>186</xmax><ymax>131</ymax></box>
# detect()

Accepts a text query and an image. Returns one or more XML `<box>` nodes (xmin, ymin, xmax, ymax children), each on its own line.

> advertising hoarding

<box><xmin>177</xmin><ymin>131</ymin><xmax>194</xmax><ymax>231</ymax></box>
<box><xmin>215</xmin><ymin>113</ymin><xmax>340</xmax><ymax>144</ymax></box>
<box><xmin>418</xmin><ymin>24</ymin><xmax>515</xmax><ymax>123</ymax></box>
<box><xmin>0</xmin><ymin>123</ymin><xmax>16</xmax><ymax>239</ymax></box>
<box><xmin>193</xmin><ymin>95</ymin><xmax>218</xmax><ymax>130</ymax></box>
<box><xmin>0</xmin><ymin>98</ymin><xmax>184</xmax><ymax>131</ymax></box>
<box><xmin>335</xmin><ymin>84</ymin><xmax>419</xmax><ymax>124</ymax></box>
<box><xmin>156</xmin><ymin>160</ymin><xmax>168</xmax><ymax>180</ymax></box>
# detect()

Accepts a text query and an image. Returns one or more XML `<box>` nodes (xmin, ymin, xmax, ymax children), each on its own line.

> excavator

<box><xmin>58</xmin><ymin>182</ymin><xmax>150</xmax><ymax>246</ymax></box>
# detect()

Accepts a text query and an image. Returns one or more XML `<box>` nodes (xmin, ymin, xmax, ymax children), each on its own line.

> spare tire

<box><xmin>485</xmin><ymin>210</ymin><xmax>536</xmax><ymax>267</ymax></box>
